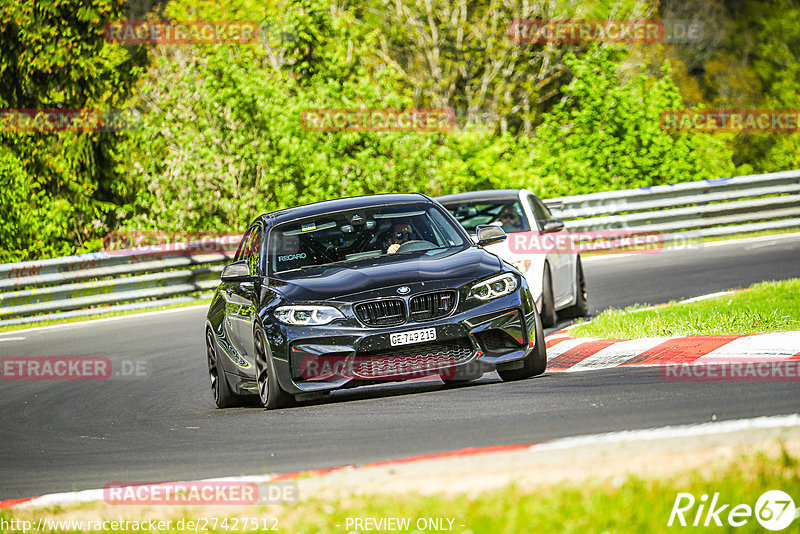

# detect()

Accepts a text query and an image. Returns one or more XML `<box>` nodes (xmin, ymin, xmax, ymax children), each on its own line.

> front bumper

<box><xmin>270</xmin><ymin>292</ymin><xmax>539</xmax><ymax>394</ymax></box>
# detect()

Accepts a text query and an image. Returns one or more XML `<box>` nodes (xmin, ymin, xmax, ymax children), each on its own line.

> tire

<box><xmin>539</xmin><ymin>264</ymin><xmax>557</xmax><ymax>328</ymax></box>
<box><xmin>254</xmin><ymin>329</ymin><xmax>295</xmax><ymax>410</ymax></box>
<box><xmin>206</xmin><ymin>329</ymin><xmax>249</xmax><ymax>408</ymax></box>
<box><xmin>497</xmin><ymin>308</ymin><xmax>547</xmax><ymax>381</ymax></box>
<box><xmin>560</xmin><ymin>257</ymin><xmax>589</xmax><ymax>319</ymax></box>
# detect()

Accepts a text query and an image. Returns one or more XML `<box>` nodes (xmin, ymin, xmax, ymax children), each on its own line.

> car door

<box><xmin>527</xmin><ymin>193</ymin><xmax>574</xmax><ymax>307</ymax></box>
<box><xmin>222</xmin><ymin>226</ymin><xmax>262</xmax><ymax>370</ymax></box>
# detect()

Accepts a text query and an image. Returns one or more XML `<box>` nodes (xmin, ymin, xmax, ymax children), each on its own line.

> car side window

<box><xmin>243</xmin><ymin>227</ymin><xmax>262</xmax><ymax>276</ymax></box>
<box><xmin>234</xmin><ymin>228</ymin><xmax>253</xmax><ymax>262</ymax></box>
<box><xmin>528</xmin><ymin>195</ymin><xmax>553</xmax><ymax>229</ymax></box>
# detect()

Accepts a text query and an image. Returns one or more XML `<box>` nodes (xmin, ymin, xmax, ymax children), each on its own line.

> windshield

<box><xmin>268</xmin><ymin>202</ymin><xmax>468</xmax><ymax>273</ymax></box>
<box><xmin>442</xmin><ymin>200</ymin><xmax>531</xmax><ymax>234</ymax></box>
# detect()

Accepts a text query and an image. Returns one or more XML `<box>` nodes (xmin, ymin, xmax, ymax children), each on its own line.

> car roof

<box><xmin>435</xmin><ymin>189</ymin><xmax>530</xmax><ymax>204</ymax></box>
<box><xmin>257</xmin><ymin>193</ymin><xmax>432</xmax><ymax>226</ymax></box>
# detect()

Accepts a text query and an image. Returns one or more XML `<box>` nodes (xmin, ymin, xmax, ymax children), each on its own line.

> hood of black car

<box><xmin>270</xmin><ymin>246</ymin><xmax>503</xmax><ymax>302</ymax></box>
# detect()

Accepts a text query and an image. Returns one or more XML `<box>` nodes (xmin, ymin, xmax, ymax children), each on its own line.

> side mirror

<box><xmin>475</xmin><ymin>224</ymin><xmax>507</xmax><ymax>247</ymax></box>
<box><xmin>220</xmin><ymin>260</ymin><xmax>252</xmax><ymax>282</ymax></box>
<box><xmin>540</xmin><ymin>219</ymin><xmax>565</xmax><ymax>234</ymax></box>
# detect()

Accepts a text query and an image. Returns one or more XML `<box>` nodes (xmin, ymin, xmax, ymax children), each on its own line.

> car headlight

<box><xmin>469</xmin><ymin>273</ymin><xmax>519</xmax><ymax>301</ymax></box>
<box><xmin>274</xmin><ymin>305</ymin><xmax>344</xmax><ymax>326</ymax></box>
<box><xmin>511</xmin><ymin>260</ymin><xmax>532</xmax><ymax>273</ymax></box>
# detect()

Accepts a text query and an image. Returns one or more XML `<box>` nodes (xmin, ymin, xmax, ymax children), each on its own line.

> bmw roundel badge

<box><xmin>397</xmin><ymin>286</ymin><xmax>411</xmax><ymax>295</ymax></box>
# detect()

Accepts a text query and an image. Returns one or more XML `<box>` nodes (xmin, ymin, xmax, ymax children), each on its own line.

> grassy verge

<box><xmin>1</xmin><ymin>445</ymin><xmax>798</xmax><ymax>533</ymax></box>
<box><xmin>571</xmin><ymin>278</ymin><xmax>800</xmax><ymax>338</ymax></box>
<box><xmin>291</xmin><ymin>447</ymin><xmax>799</xmax><ymax>533</ymax></box>
<box><xmin>0</xmin><ymin>298</ymin><xmax>212</xmax><ymax>334</ymax></box>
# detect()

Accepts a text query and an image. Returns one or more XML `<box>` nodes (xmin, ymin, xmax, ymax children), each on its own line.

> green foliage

<box><xmin>655</xmin><ymin>0</ymin><xmax>800</xmax><ymax>173</ymax></box>
<box><xmin>525</xmin><ymin>48</ymin><xmax>735</xmax><ymax>196</ymax></box>
<box><xmin>438</xmin><ymin>131</ymin><xmax>529</xmax><ymax>193</ymax></box>
<box><xmin>746</xmin><ymin>0</ymin><xmax>800</xmax><ymax>171</ymax></box>
<box><xmin>371</xmin><ymin>0</ymin><xmax>652</xmax><ymax>134</ymax></box>
<box><xmin>120</xmin><ymin>0</ymin><xmax>447</xmax><ymax>232</ymax></box>
<box><xmin>433</xmin><ymin>48</ymin><xmax>736</xmax><ymax>199</ymax></box>
<box><xmin>0</xmin><ymin>148</ymin><xmax>73</xmax><ymax>262</ymax></box>
<box><xmin>6</xmin><ymin>0</ymin><xmax>799</xmax><ymax>262</ymax></box>
<box><xmin>0</xmin><ymin>0</ymin><xmax>148</xmax><ymax>256</ymax></box>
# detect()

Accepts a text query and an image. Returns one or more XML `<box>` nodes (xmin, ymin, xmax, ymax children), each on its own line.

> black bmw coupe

<box><xmin>205</xmin><ymin>194</ymin><xmax>547</xmax><ymax>409</ymax></box>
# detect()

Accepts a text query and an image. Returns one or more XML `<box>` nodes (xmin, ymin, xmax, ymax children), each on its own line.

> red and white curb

<box><xmin>541</xmin><ymin>285</ymin><xmax>800</xmax><ymax>371</ymax></box>
<box><xmin>2</xmin><ymin>414</ymin><xmax>799</xmax><ymax>510</ymax></box>
<box><xmin>544</xmin><ymin>330</ymin><xmax>800</xmax><ymax>371</ymax></box>
<box><xmin>0</xmin><ymin>444</ymin><xmax>540</xmax><ymax>510</ymax></box>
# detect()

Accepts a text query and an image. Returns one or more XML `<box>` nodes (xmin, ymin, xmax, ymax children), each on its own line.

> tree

<box><xmin>526</xmin><ymin>47</ymin><xmax>735</xmax><ymax>196</ymax></box>
<box><xmin>120</xmin><ymin>0</ymin><xmax>448</xmax><ymax>232</ymax></box>
<box><xmin>371</xmin><ymin>0</ymin><xmax>653</xmax><ymax>134</ymax></box>
<box><xmin>0</xmin><ymin>0</ymin><xmax>147</xmax><ymax>256</ymax></box>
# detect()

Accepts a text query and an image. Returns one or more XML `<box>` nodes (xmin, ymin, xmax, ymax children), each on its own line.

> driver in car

<box><xmin>386</xmin><ymin>222</ymin><xmax>414</xmax><ymax>254</ymax></box>
<box><xmin>497</xmin><ymin>204</ymin><xmax>525</xmax><ymax>233</ymax></box>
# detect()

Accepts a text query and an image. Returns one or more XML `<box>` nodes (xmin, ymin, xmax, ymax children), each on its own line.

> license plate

<box><xmin>390</xmin><ymin>327</ymin><xmax>437</xmax><ymax>346</ymax></box>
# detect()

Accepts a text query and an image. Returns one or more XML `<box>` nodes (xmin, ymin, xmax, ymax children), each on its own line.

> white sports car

<box><xmin>437</xmin><ymin>189</ymin><xmax>588</xmax><ymax>327</ymax></box>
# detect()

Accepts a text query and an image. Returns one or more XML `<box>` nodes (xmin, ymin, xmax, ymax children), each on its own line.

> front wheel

<box><xmin>254</xmin><ymin>329</ymin><xmax>295</xmax><ymax>410</ymax></box>
<box><xmin>560</xmin><ymin>257</ymin><xmax>589</xmax><ymax>319</ymax></box>
<box><xmin>497</xmin><ymin>308</ymin><xmax>547</xmax><ymax>381</ymax></box>
<box><xmin>539</xmin><ymin>265</ymin><xmax>557</xmax><ymax>328</ymax></box>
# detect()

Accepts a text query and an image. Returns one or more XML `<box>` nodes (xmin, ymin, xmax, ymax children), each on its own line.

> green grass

<box><xmin>0</xmin><ymin>298</ymin><xmax>212</xmax><ymax>333</ymax></box>
<box><xmin>2</xmin><ymin>445</ymin><xmax>798</xmax><ymax>533</ymax></box>
<box><xmin>290</xmin><ymin>447</ymin><xmax>800</xmax><ymax>533</ymax></box>
<box><xmin>571</xmin><ymin>278</ymin><xmax>800</xmax><ymax>339</ymax></box>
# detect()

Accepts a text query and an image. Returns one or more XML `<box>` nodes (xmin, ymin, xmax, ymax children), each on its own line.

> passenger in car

<box><xmin>497</xmin><ymin>205</ymin><xmax>525</xmax><ymax>233</ymax></box>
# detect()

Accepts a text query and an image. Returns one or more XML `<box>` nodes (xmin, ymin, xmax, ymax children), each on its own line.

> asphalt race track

<box><xmin>1</xmin><ymin>235</ymin><xmax>799</xmax><ymax>499</ymax></box>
